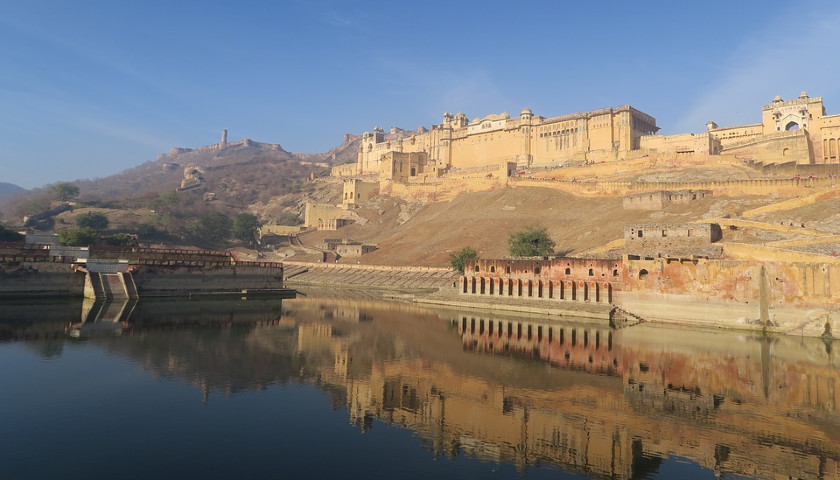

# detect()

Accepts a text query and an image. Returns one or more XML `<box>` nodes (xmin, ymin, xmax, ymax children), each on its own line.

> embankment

<box><xmin>0</xmin><ymin>261</ymin><xmax>86</xmax><ymax>298</ymax></box>
<box><xmin>282</xmin><ymin>261</ymin><xmax>458</xmax><ymax>290</ymax></box>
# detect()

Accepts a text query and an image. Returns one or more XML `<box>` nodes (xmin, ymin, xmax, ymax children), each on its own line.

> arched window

<box><xmin>588</xmin><ymin>268</ymin><xmax>594</xmax><ymax>276</ymax></box>
<box><xmin>785</xmin><ymin>121</ymin><xmax>800</xmax><ymax>131</ymax></box>
<box><xmin>474</xmin><ymin>265</ymin><xmax>480</xmax><ymax>272</ymax></box>
<box><xmin>490</xmin><ymin>266</ymin><xmax>496</xmax><ymax>273</ymax></box>
<box><xmin>564</xmin><ymin>267</ymin><xmax>571</xmax><ymax>275</ymax></box>
<box><xmin>613</xmin><ymin>269</ymin><xmax>619</xmax><ymax>277</ymax></box>
<box><xmin>639</xmin><ymin>269</ymin><xmax>649</xmax><ymax>279</ymax></box>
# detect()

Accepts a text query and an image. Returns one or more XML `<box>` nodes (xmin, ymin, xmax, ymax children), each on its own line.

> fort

<box><xmin>330</xmin><ymin>91</ymin><xmax>840</xmax><ymax>201</ymax></box>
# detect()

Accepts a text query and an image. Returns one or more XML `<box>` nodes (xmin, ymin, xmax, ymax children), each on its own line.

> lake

<box><xmin>1</xmin><ymin>292</ymin><xmax>838</xmax><ymax>479</ymax></box>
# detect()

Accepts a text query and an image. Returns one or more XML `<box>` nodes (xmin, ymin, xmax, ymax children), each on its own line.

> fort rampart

<box><xmin>461</xmin><ymin>255</ymin><xmax>838</xmax><ymax>336</ymax></box>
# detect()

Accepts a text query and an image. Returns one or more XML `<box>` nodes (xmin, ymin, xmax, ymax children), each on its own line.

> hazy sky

<box><xmin>2</xmin><ymin>0</ymin><xmax>840</xmax><ymax>189</ymax></box>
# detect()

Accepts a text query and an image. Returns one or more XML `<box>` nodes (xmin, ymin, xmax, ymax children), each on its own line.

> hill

<box><xmin>289</xmin><ymin>157</ymin><xmax>840</xmax><ymax>267</ymax></box>
<box><xmin>0</xmin><ymin>182</ymin><xmax>24</xmax><ymax>196</ymax></box>
<box><xmin>0</xmin><ymin>134</ymin><xmax>361</xmax><ymax>230</ymax></box>
<box><xmin>296</xmin><ymin>184</ymin><xmax>738</xmax><ymax>266</ymax></box>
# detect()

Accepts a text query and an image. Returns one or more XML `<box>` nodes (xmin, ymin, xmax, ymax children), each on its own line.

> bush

<box><xmin>276</xmin><ymin>212</ymin><xmax>302</xmax><ymax>226</ymax></box>
<box><xmin>58</xmin><ymin>227</ymin><xmax>98</xmax><ymax>246</ymax></box>
<box><xmin>76</xmin><ymin>212</ymin><xmax>109</xmax><ymax>231</ymax></box>
<box><xmin>190</xmin><ymin>212</ymin><xmax>232</xmax><ymax>245</ymax></box>
<box><xmin>136</xmin><ymin>223</ymin><xmax>160</xmax><ymax>239</ymax></box>
<box><xmin>449</xmin><ymin>246</ymin><xmax>477</xmax><ymax>273</ymax></box>
<box><xmin>103</xmin><ymin>233</ymin><xmax>136</xmax><ymax>247</ymax></box>
<box><xmin>508</xmin><ymin>227</ymin><xmax>555</xmax><ymax>257</ymax></box>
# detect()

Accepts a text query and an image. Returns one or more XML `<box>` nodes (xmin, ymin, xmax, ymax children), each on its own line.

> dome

<box><xmin>520</xmin><ymin>107</ymin><xmax>533</xmax><ymax>116</ymax></box>
<box><xmin>773</xmin><ymin>95</ymin><xmax>783</xmax><ymax>103</ymax></box>
<box><xmin>799</xmin><ymin>91</ymin><xmax>809</xmax><ymax>99</ymax></box>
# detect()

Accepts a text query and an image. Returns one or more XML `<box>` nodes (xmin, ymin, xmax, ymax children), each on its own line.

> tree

<box><xmin>449</xmin><ymin>246</ymin><xmax>477</xmax><ymax>273</ymax></box>
<box><xmin>276</xmin><ymin>212</ymin><xmax>302</xmax><ymax>226</ymax></box>
<box><xmin>102</xmin><ymin>233</ymin><xmax>136</xmax><ymax>247</ymax></box>
<box><xmin>136</xmin><ymin>223</ymin><xmax>160</xmax><ymax>239</ymax></box>
<box><xmin>76</xmin><ymin>212</ymin><xmax>109</xmax><ymax>231</ymax></box>
<box><xmin>149</xmin><ymin>191</ymin><xmax>181</xmax><ymax>228</ymax></box>
<box><xmin>234</xmin><ymin>213</ymin><xmax>259</xmax><ymax>242</ymax></box>
<box><xmin>58</xmin><ymin>227</ymin><xmax>98</xmax><ymax>246</ymax></box>
<box><xmin>190</xmin><ymin>211</ymin><xmax>232</xmax><ymax>245</ymax></box>
<box><xmin>52</xmin><ymin>183</ymin><xmax>79</xmax><ymax>202</ymax></box>
<box><xmin>508</xmin><ymin>227</ymin><xmax>555</xmax><ymax>257</ymax></box>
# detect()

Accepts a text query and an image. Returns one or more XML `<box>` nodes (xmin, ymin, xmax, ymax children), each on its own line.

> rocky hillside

<box><xmin>0</xmin><ymin>134</ymin><xmax>360</xmax><ymax>226</ymax></box>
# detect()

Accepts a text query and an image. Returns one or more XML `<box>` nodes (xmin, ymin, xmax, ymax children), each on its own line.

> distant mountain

<box><xmin>0</xmin><ymin>182</ymin><xmax>25</xmax><ymax>196</ymax></box>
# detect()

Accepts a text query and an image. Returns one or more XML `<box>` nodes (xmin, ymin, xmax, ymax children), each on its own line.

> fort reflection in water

<box><xmin>3</xmin><ymin>294</ymin><xmax>838</xmax><ymax>478</ymax></box>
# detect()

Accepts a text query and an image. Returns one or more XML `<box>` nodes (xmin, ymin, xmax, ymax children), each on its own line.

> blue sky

<box><xmin>2</xmin><ymin>0</ymin><xmax>840</xmax><ymax>189</ymax></box>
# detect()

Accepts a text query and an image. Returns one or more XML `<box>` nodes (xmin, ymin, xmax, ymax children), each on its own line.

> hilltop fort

<box><xmin>330</xmin><ymin>91</ymin><xmax>840</xmax><ymax>198</ymax></box>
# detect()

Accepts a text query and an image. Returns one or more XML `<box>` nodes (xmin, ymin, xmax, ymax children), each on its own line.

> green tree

<box><xmin>190</xmin><ymin>211</ymin><xmax>232</xmax><ymax>245</ymax></box>
<box><xmin>234</xmin><ymin>213</ymin><xmax>260</xmax><ymax>242</ymax></box>
<box><xmin>150</xmin><ymin>191</ymin><xmax>181</xmax><ymax>228</ymax></box>
<box><xmin>449</xmin><ymin>246</ymin><xmax>477</xmax><ymax>273</ymax></box>
<box><xmin>76</xmin><ymin>212</ymin><xmax>109</xmax><ymax>231</ymax></box>
<box><xmin>276</xmin><ymin>211</ymin><xmax>302</xmax><ymax>226</ymax></box>
<box><xmin>58</xmin><ymin>227</ymin><xmax>98</xmax><ymax>246</ymax></box>
<box><xmin>52</xmin><ymin>183</ymin><xmax>80</xmax><ymax>202</ymax></box>
<box><xmin>102</xmin><ymin>233</ymin><xmax>136</xmax><ymax>247</ymax></box>
<box><xmin>508</xmin><ymin>227</ymin><xmax>555</xmax><ymax>257</ymax></box>
<box><xmin>136</xmin><ymin>223</ymin><xmax>160</xmax><ymax>239</ymax></box>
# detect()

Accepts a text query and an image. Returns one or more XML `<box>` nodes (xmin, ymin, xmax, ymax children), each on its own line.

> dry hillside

<box><xmin>297</xmin><ymin>184</ymin><xmax>771</xmax><ymax>267</ymax></box>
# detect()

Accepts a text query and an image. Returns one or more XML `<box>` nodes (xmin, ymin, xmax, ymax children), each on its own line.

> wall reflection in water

<box><xmin>1</xmin><ymin>294</ymin><xmax>838</xmax><ymax>478</ymax></box>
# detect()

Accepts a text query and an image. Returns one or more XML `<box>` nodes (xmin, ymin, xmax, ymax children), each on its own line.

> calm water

<box><xmin>1</xmin><ymin>293</ymin><xmax>838</xmax><ymax>480</ymax></box>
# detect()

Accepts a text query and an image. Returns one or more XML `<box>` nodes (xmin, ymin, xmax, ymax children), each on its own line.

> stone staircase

<box><xmin>609</xmin><ymin>307</ymin><xmax>644</xmax><ymax>329</ymax></box>
<box><xmin>85</xmin><ymin>272</ymin><xmax>139</xmax><ymax>300</ymax></box>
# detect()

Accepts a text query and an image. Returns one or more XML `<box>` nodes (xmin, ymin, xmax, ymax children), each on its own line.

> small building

<box><xmin>304</xmin><ymin>203</ymin><xmax>355</xmax><ymax>231</ymax></box>
<box><xmin>342</xmin><ymin>179</ymin><xmax>379</xmax><ymax>208</ymax></box>
<box><xmin>334</xmin><ymin>241</ymin><xmax>378</xmax><ymax>258</ymax></box>
<box><xmin>460</xmin><ymin>257</ymin><xmax>622</xmax><ymax>304</ymax></box>
<box><xmin>624</xmin><ymin>223</ymin><xmax>722</xmax><ymax>258</ymax></box>
<box><xmin>622</xmin><ymin>190</ymin><xmax>712</xmax><ymax>210</ymax></box>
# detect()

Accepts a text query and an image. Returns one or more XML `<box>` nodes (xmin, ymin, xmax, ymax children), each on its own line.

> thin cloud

<box><xmin>377</xmin><ymin>57</ymin><xmax>511</xmax><ymax>122</ymax></box>
<box><xmin>0</xmin><ymin>15</ymin><xmax>181</xmax><ymax>101</ymax></box>
<box><xmin>674</xmin><ymin>7</ymin><xmax>840</xmax><ymax>133</ymax></box>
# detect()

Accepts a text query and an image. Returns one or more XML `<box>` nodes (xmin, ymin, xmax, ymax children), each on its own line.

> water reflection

<box><xmin>1</xmin><ymin>294</ymin><xmax>838</xmax><ymax>479</ymax></box>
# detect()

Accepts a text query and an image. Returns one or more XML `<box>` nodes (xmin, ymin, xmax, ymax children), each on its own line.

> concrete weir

<box><xmin>0</xmin><ymin>245</ymin><xmax>295</xmax><ymax>300</ymax></box>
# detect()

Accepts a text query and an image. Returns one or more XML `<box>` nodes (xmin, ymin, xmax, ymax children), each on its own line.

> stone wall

<box><xmin>461</xmin><ymin>252</ymin><xmax>840</xmax><ymax>336</ymax></box>
<box><xmin>640</xmin><ymin>131</ymin><xmax>720</xmax><ymax>155</ymax></box>
<box><xmin>623</xmin><ymin>223</ymin><xmax>722</xmax><ymax>257</ymax></box>
<box><xmin>721</xmin><ymin>129</ymin><xmax>812</xmax><ymax>165</ymax></box>
<box><xmin>131</xmin><ymin>264</ymin><xmax>285</xmax><ymax>296</ymax></box>
<box><xmin>0</xmin><ymin>261</ymin><xmax>86</xmax><ymax>298</ymax></box>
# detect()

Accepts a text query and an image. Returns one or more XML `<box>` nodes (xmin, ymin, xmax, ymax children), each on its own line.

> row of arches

<box><xmin>460</xmin><ymin>316</ymin><xmax>613</xmax><ymax>351</ymax></box>
<box><xmin>462</xmin><ymin>276</ymin><xmax>613</xmax><ymax>303</ymax></box>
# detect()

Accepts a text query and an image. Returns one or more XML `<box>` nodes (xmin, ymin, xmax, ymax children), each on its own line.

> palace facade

<box><xmin>353</xmin><ymin>105</ymin><xmax>659</xmax><ymax>176</ymax></box>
